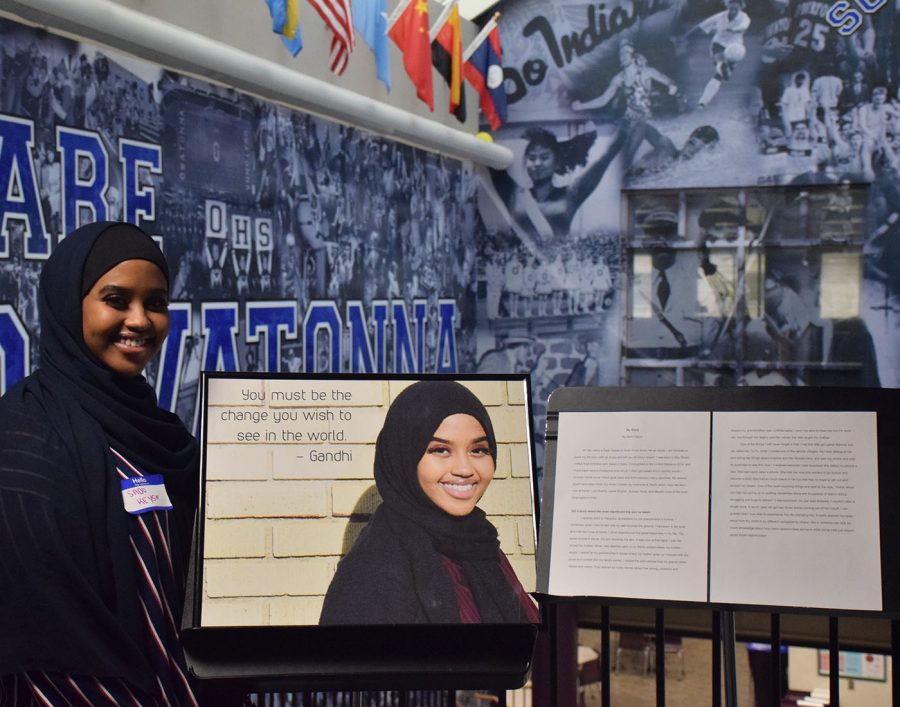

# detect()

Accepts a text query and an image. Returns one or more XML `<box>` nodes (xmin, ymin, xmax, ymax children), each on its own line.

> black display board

<box><xmin>182</xmin><ymin>372</ymin><xmax>540</xmax><ymax>691</ymax></box>
<box><xmin>536</xmin><ymin>386</ymin><xmax>900</xmax><ymax>618</ymax></box>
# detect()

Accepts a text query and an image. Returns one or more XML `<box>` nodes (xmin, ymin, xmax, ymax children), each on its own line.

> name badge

<box><xmin>120</xmin><ymin>474</ymin><xmax>173</xmax><ymax>514</ymax></box>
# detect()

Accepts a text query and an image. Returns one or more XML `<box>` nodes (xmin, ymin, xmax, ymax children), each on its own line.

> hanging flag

<box><xmin>266</xmin><ymin>0</ymin><xmax>303</xmax><ymax>56</ymax></box>
<box><xmin>388</xmin><ymin>0</ymin><xmax>434</xmax><ymax>111</ymax></box>
<box><xmin>430</xmin><ymin>2</ymin><xmax>465</xmax><ymax>122</ymax></box>
<box><xmin>464</xmin><ymin>24</ymin><xmax>506</xmax><ymax>130</ymax></box>
<box><xmin>308</xmin><ymin>0</ymin><xmax>355</xmax><ymax>74</ymax></box>
<box><xmin>351</xmin><ymin>0</ymin><xmax>390</xmax><ymax>90</ymax></box>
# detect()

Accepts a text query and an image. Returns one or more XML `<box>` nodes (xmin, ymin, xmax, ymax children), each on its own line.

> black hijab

<box><xmin>36</xmin><ymin>221</ymin><xmax>194</xmax><ymax>475</ymax></box>
<box><xmin>322</xmin><ymin>380</ymin><xmax>528</xmax><ymax>624</ymax></box>
<box><xmin>373</xmin><ymin>380</ymin><xmax>500</xmax><ymax>559</ymax></box>
<box><xmin>0</xmin><ymin>221</ymin><xmax>197</xmax><ymax>689</ymax></box>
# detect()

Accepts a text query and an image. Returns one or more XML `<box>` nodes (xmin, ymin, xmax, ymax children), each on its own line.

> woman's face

<box><xmin>81</xmin><ymin>259</ymin><xmax>170</xmax><ymax>376</ymax></box>
<box><xmin>416</xmin><ymin>413</ymin><xmax>495</xmax><ymax>517</ymax></box>
<box><xmin>524</xmin><ymin>145</ymin><xmax>556</xmax><ymax>184</ymax></box>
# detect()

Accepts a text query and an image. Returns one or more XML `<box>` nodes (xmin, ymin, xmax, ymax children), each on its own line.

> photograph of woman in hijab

<box><xmin>319</xmin><ymin>380</ymin><xmax>539</xmax><ymax>625</ymax></box>
<box><xmin>0</xmin><ymin>222</ymin><xmax>199</xmax><ymax>704</ymax></box>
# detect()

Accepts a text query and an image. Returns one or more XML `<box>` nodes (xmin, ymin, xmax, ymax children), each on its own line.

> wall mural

<box><xmin>3</xmin><ymin>1</ymin><xmax>900</xmax><ymax>462</ymax></box>
<box><xmin>0</xmin><ymin>18</ymin><xmax>477</xmax><ymax>434</ymax></box>
<box><xmin>474</xmin><ymin>0</ymin><xmax>900</xmax><ymax>441</ymax></box>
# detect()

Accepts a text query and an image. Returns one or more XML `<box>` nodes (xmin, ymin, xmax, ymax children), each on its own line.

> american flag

<box><xmin>308</xmin><ymin>0</ymin><xmax>355</xmax><ymax>74</ymax></box>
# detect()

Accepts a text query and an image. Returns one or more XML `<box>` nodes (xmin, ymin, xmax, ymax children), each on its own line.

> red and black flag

<box><xmin>431</xmin><ymin>2</ymin><xmax>465</xmax><ymax>122</ymax></box>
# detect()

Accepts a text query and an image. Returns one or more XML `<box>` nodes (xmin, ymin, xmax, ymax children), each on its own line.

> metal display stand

<box><xmin>181</xmin><ymin>372</ymin><xmax>541</xmax><ymax>694</ymax></box>
<box><xmin>537</xmin><ymin>386</ymin><xmax>900</xmax><ymax>707</ymax></box>
<box><xmin>722</xmin><ymin>610</ymin><xmax>737</xmax><ymax>707</ymax></box>
<box><xmin>182</xmin><ymin>540</ymin><xmax>538</xmax><ymax>694</ymax></box>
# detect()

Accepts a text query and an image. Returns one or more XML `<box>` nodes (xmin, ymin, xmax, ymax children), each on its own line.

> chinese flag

<box><xmin>388</xmin><ymin>0</ymin><xmax>434</xmax><ymax>111</ymax></box>
<box><xmin>431</xmin><ymin>3</ymin><xmax>466</xmax><ymax>122</ymax></box>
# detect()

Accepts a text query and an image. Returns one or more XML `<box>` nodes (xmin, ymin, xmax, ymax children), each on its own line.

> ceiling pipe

<box><xmin>0</xmin><ymin>0</ymin><xmax>514</xmax><ymax>169</ymax></box>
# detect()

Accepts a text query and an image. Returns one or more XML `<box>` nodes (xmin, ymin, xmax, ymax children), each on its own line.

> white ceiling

<box><xmin>458</xmin><ymin>0</ymin><xmax>500</xmax><ymax>20</ymax></box>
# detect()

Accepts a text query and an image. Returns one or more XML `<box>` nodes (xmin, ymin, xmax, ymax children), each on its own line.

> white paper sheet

<box><xmin>547</xmin><ymin>411</ymin><xmax>711</xmax><ymax>601</ymax></box>
<box><xmin>709</xmin><ymin>411</ymin><xmax>881</xmax><ymax>610</ymax></box>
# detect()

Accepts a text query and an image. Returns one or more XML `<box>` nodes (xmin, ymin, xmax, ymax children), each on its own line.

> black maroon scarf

<box><xmin>0</xmin><ymin>222</ymin><xmax>197</xmax><ymax>690</ymax></box>
<box><xmin>323</xmin><ymin>380</ymin><xmax>527</xmax><ymax>624</ymax></box>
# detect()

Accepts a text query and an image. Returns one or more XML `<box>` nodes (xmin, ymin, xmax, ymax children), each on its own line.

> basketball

<box><xmin>723</xmin><ymin>43</ymin><xmax>746</xmax><ymax>63</ymax></box>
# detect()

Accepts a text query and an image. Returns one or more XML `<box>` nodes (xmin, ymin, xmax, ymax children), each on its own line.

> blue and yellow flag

<box><xmin>266</xmin><ymin>0</ymin><xmax>303</xmax><ymax>56</ymax></box>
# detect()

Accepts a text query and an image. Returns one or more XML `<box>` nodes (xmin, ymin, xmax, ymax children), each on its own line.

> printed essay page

<box><xmin>547</xmin><ymin>411</ymin><xmax>711</xmax><ymax>601</ymax></box>
<box><xmin>709</xmin><ymin>411</ymin><xmax>882</xmax><ymax>611</ymax></box>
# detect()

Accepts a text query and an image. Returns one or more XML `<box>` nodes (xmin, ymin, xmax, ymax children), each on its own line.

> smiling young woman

<box><xmin>81</xmin><ymin>259</ymin><xmax>171</xmax><ymax>377</ymax></box>
<box><xmin>319</xmin><ymin>380</ymin><xmax>538</xmax><ymax>626</ymax></box>
<box><xmin>0</xmin><ymin>222</ymin><xmax>199</xmax><ymax>705</ymax></box>
<box><xmin>416</xmin><ymin>413</ymin><xmax>496</xmax><ymax>517</ymax></box>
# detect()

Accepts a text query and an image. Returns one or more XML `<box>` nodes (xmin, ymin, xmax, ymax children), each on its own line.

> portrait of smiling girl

<box><xmin>320</xmin><ymin>380</ymin><xmax>539</xmax><ymax>625</ymax></box>
<box><xmin>0</xmin><ymin>221</ymin><xmax>199</xmax><ymax>704</ymax></box>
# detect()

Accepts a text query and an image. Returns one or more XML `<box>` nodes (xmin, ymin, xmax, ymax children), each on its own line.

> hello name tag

<box><xmin>120</xmin><ymin>474</ymin><xmax>173</xmax><ymax>514</ymax></box>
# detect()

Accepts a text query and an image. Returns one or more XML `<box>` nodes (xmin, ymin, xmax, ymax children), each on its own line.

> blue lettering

<box><xmin>304</xmin><ymin>301</ymin><xmax>341</xmax><ymax>372</ymax></box>
<box><xmin>853</xmin><ymin>0</ymin><xmax>886</xmax><ymax>12</ymax></box>
<box><xmin>0</xmin><ymin>115</ymin><xmax>49</xmax><ymax>258</ymax></box>
<box><xmin>119</xmin><ymin>140</ymin><xmax>161</xmax><ymax>226</ymax></box>
<box><xmin>246</xmin><ymin>301</ymin><xmax>298</xmax><ymax>371</ymax></box>
<box><xmin>347</xmin><ymin>301</ymin><xmax>375</xmax><ymax>373</ymax></box>
<box><xmin>155</xmin><ymin>302</ymin><xmax>191</xmax><ymax>412</ymax></box>
<box><xmin>201</xmin><ymin>302</ymin><xmax>239</xmax><ymax>371</ymax></box>
<box><xmin>57</xmin><ymin>127</ymin><xmax>109</xmax><ymax>234</ymax></box>
<box><xmin>0</xmin><ymin>305</ymin><xmax>30</xmax><ymax>394</ymax></box>
<box><xmin>827</xmin><ymin>1</ymin><xmax>862</xmax><ymax>33</ymax></box>
<box><xmin>372</xmin><ymin>301</ymin><xmax>388</xmax><ymax>373</ymax></box>
<box><xmin>435</xmin><ymin>299</ymin><xmax>458</xmax><ymax>373</ymax></box>
<box><xmin>392</xmin><ymin>299</ymin><xmax>427</xmax><ymax>373</ymax></box>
